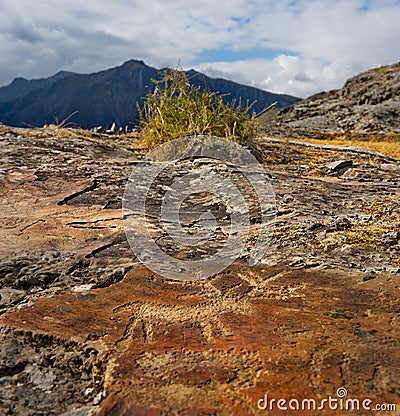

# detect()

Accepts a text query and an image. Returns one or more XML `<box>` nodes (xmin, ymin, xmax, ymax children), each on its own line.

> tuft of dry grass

<box><xmin>137</xmin><ymin>67</ymin><xmax>259</xmax><ymax>148</ymax></box>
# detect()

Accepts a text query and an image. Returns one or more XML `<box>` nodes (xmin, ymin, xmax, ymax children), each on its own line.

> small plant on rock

<box><xmin>137</xmin><ymin>67</ymin><xmax>258</xmax><ymax>147</ymax></box>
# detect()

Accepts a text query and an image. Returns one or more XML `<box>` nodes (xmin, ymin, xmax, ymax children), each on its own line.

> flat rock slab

<box><xmin>1</xmin><ymin>264</ymin><xmax>399</xmax><ymax>415</ymax></box>
<box><xmin>326</xmin><ymin>160</ymin><xmax>353</xmax><ymax>172</ymax></box>
<box><xmin>0</xmin><ymin>127</ymin><xmax>399</xmax><ymax>415</ymax></box>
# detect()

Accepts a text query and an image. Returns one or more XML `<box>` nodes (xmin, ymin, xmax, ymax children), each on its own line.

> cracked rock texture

<box><xmin>265</xmin><ymin>62</ymin><xmax>400</xmax><ymax>136</ymax></box>
<box><xmin>0</xmin><ymin>125</ymin><xmax>399</xmax><ymax>415</ymax></box>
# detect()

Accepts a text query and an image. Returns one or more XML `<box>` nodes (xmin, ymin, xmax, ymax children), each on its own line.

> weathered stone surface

<box><xmin>2</xmin><ymin>265</ymin><xmax>399</xmax><ymax>415</ymax></box>
<box><xmin>264</xmin><ymin>62</ymin><xmax>400</xmax><ymax>136</ymax></box>
<box><xmin>0</xmin><ymin>125</ymin><xmax>399</xmax><ymax>415</ymax></box>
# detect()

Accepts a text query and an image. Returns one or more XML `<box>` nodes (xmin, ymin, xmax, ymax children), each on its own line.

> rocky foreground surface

<box><xmin>0</xmin><ymin>123</ymin><xmax>399</xmax><ymax>415</ymax></box>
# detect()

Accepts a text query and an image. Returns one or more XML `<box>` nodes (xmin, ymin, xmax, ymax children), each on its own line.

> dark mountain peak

<box><xmin>186</xmin><ymin>68</ymin><xmax>199</xmax><ymax>75</ymax></box>
<box><xmin>0</xmin><ymin>59</ymin><xmax>299</xmax><ymax>129</ymax></box>
<box><xmin>118</xmin><ymin>59</ymin><xmax>148</xmax><ymax>72</ymax></box>
<box><xmin>10</xmin><ymin>77</ymin><xmax>29</xmax><ymax>84</ymax></box>
<box><xmin>53</xmin><ymin>70</ymin><xmax>76</xmax><ymax>78</ymax></box>
<box><xmin>122</xmin><ymin>59</ymin><xmax>146</xmax><ymax>66</ymax></box>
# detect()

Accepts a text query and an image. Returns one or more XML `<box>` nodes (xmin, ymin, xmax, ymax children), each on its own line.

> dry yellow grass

<box><xmin>300</xmin><ymin>137</ymin><xmax>400</xmax><ymax>159</ymax></box>
<box><xmin>312</xmin><ymin>194</ymin><xmax>400</xmax><ymax>254</ymax></box>
<box><xmin>280</xmin><ymin>131</ymin><xmax>400</xmax><ymax>160</ymax></box>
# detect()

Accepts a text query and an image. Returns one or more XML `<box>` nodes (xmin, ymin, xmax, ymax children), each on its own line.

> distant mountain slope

<box><xmin>0</xmin><ymin>60</ymin><xmax>300</xmax><ymax>129</ymax></box>
<box><xmin>263</xmin><ymin>62</ymin><xmax>400</xmax><ymax>136</ymax></box>
<box><xmin>0</xmin><ymin>71</ymin><xmax>74</xmax><ymax>104</ymax></box>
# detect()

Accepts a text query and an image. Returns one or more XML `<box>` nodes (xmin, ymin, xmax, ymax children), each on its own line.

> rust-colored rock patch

<box><xmin>1</xmin><ymin>265</ymin><xmax>399</xmax><ymax>415</ymax></box>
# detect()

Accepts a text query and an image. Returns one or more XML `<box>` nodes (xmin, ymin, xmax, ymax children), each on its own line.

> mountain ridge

<box><xmin>0</xmin><ymin>60</ymin><xmax>300</xmax><ymax>129</ymax></box>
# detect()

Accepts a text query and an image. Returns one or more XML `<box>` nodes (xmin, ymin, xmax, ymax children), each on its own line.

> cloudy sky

<box><xmin>1</xmin><ymin>0</ymin><xmax>399</xmax><ymax>97</ymax></box>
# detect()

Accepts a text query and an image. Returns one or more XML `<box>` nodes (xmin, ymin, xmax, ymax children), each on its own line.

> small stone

<box><xmin>363</xmin><ymin>274</ymin><xmax>377</xmax><ymax>282</ymax></box>
<box><xmin>290</xmin><ymin>256</ymin><xmax>304</xmax><ymax>266</ymax></box>
<box><xmin>309</xmin><ymin>223</ymin><xmax>325</xmax><ymax>231</ymax></box>
<box><xmin>383</xmin><ymin>231</ymin><xmax>399</xmax><ymax>239</ymax></box>
<box><xmin>93</xmin><ymin>392</ymin><xmax>103</xmax><ymax>405</ymax></box>
<box><xmin>84</xmin><ymin>387</ymin><xmax>94</xmax><ymax>396</ymax></box>
<box><xmin>282</xmin><ymin>194</ymin><xmax>294</xmax><ymax>203</ymax></box>
<box><xmin>326</xmin><ymin>160</ymin><xmax>353</xmax><ymax>171</ymax></box>
<box><xmin>72</xmin><ymin>285</ymin><xmax>93</xmax><ymax>292</ymax></box>
<box><xmin>76</xmin><ymin>293</ymin><xmax>96</xmax><ymax>301</ymax></box>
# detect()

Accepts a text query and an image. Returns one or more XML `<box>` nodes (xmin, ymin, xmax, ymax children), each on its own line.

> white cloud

<box><xmin>195</xmin><ymin>56</ymin><xmax>365</xmax><ymax>98</ymax></box>
<box><xmin>196</xmin><ymin>0</ymin><xmax>400</xmax><ymax>96</ymax></box>
<box><xmin>0</xmin><ymin>0</ymin><xmax>399</xmax><ymax>97</ymax></box>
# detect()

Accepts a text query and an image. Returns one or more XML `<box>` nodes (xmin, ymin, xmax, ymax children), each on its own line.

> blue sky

<box><xmin>197</xmin><ymin>48</ymin><xmax>299</xmax><ymax>64</ymax></box>
<box><xmin>0</xmin><ymin>0</ymin><xmax>399</xmax><ymax>97</ymax></box>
